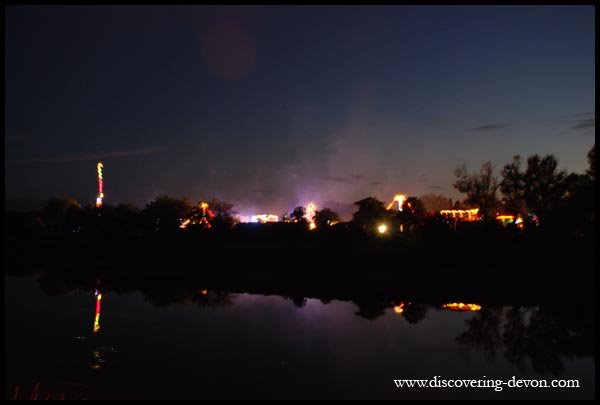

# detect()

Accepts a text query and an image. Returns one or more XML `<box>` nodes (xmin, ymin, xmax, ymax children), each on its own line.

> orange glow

<box><xmin>180</xmin><ymin>201</ymin><xmax>215</xmax><ymax>229</ymax></box>
<box><xmin>308</xmin><ymin>222</ymin><xmax>316</xmax><ymax>230</ymax></box>
<box><xmin>198</xmin><ymin>202</ymin><xmax>214</xmax><ymax>228</ymax></box>
<box><xmin>387</xmin><ymin>194</ymin><xmax>407</xmax><ymax>211</ymax></box>
<box><xmin>377</xmin><ymin>224</ymin><xmax>388</xmax><ymax>234</ymax></box>
<box><xmin>393</xmin><ymin>303</ymin><xmax>405</xmax><ymax>314</ymax></box>
<box><xmin>442</xmin><ymin>302</ymin><xmax>482</xmax><ymax>312</ymax></box>
<box><xmin>199</xmin><ymin>289</ymin><xmax>208</xmax><ymax>295</ymax></box>
<box><xmin>496</xmin><ymin>214</ymin><xmax>515</xmax><ymax>221</ymax></box>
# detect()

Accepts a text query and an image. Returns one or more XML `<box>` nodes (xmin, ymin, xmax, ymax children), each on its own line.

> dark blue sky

<box><xmin>5</xmin><ymin>6</ymin><xmax>595</xmax><ymax>216</ymax></box>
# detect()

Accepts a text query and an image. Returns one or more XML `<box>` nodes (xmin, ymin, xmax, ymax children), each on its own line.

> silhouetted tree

<box><xmin>5</xmin><ymin>211</ymin><xmax>44</xmax><ymax>237</ymax></box>
<box><xmin>587</xmin><ymin>144</ymin><xmax>595</xmax><ymax>181</ymax></box>
<box><xmin>419</xmin><ymin>194</ymin><xmax>453</xmax><ymax>214</ymax></box>
<box><xmin>523</xmin><ymin>155</ymin><xmax>567</xmax><ymax>220</ymax></box>
<box><xmin>208</xmin><ymin>198</ymin><xmax>237</xmax><ymax>229</ymax></box>
<box><xmin>555</xmin><ymin>172</ymin><xmax>595</xmax><ymax>236</ymax></box>
<box><xmin>353</xmin><ymin>299</ymin><xmax>391</xmax><ymax>320</ymax></box>
<box><xmin>142</xmin><ymin>195</ymin><xmax>193</xmax><ymax>233</ymax></box>
<box><xmin>314</xmin><ymin>208</ymin><xmax>341</xmax><ymax>229</ymax></box>
<box><xmin>290</xmin><ymin>206</ymin><xmax>306</xmax><ymax>223</ymax></box>
<box><xmin>500</xmin><ymin>155</ymin><xmax>526</xmax><ymax>216</ymax></box>
<box><xmin>291</xmin><ymin>296</ymin><xmax>307</xmax><ymax>308</ymax></box>
<box><xmin>402</xmin><ymin>303</ymin><xmax>429</xmax><ymax>324</ymax></box>
<box><xmin>456</xmin><ymin>307</ymin><xmax>503</xmax><ymax>361</ymax></box>
<box><xmin>115</xmin><ymin>203</ymin><xmax>142</xmax><ymax>234</ymax></box>
<box><xmin>453</xmin><ymin>161</ymin><xmax>499</xmax><ymax>219</ymax></box>
<box><xmin>41</xmin><ymin>197</ymin><xmax>83</xmax><ymax>234</ymax></box>
<box><xmin>193</xmin><ymin>291</ymin><xmax>235</xmax><ymax>308</ymax></box>
<box><xmin>455</xmin><ymin>306</ymin><xmax>591</xmax><ymax>375</ymax></box>
<box><xmin>397</xmin><ymin>197</ymin><xmax>427</xmax><ymax>232</ymax></box>
<box><xmin>422</xmin><ymin>212</ymin><xmax>455</xmax><ymax>241</ymax></box>
<box><xmin>141</xmin><ymin>286</ymin><xmax>191</xmax><ymax>308</ymax></box>
<box><xmin>525</xmin><ymin>308</ymin><xmax>571</xmax><ymax>375</ymax></box>
<box><xmin>502</xmin><ymin>307</ymin><xmax>529</xmax><ymax>372</ymax></box>
<box><xmin>352</xmin><ymin>197</ymin><xmax>392</xmax><ymax>232</ymax></box>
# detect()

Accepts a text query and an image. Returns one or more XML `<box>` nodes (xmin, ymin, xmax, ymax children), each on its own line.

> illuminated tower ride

<box><xmin>305</xmin><ymin>202</ymin><xmax>317</xmax><ymax>230</ymax></box>
<box><xmin>96</xmin><ymin>162</ymin><xmax>104</xmax><ymax>208</ymax></box>
<box><xmin>386</xmin><ymin>194</ymin><xmax>407</xmax><ymax>212</ymax></box>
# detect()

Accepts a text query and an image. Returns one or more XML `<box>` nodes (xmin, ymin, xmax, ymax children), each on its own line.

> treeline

<box><xmin>5</xmin><ymin>145</ymin><xmax>594</xmax><ymax>242</ymax></box>
<box><xmin>453</xmin><ymin>145</ymin><xmax>595</xmax><ymax>236</ymax></box>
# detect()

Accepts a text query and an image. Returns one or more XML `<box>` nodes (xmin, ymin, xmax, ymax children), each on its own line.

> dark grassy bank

<box><xmin>5</xmin><ymin>230</ymin><xmax>595</xmax><ymax>307</ymax></box>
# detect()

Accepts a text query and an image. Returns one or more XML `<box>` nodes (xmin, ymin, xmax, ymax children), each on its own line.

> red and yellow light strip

<box><xmin>93</xmin><ymin>289</ymin><xmax>102</xmax><ymax>334</ymax></box>
<box><xmin>96</xmin><ymin>162</ymin><xmax>104</xmax><ymax>208</ymax></box>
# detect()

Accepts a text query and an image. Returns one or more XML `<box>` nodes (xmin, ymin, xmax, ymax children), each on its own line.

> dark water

<box><xmin>5</xmin><ymin>274</ymin><xmax>595</xmax><ymax>399</ymax></box>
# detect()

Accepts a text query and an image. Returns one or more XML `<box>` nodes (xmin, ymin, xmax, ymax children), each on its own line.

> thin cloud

<box><xmin>572</xmin><ymin>112</ymin><xmax>594</xmax><ymax>118</ymax></box>
<box><xmin>320</xmin><ymin>176</ymin><xmax>353</xmax><ymax>184</ymax></box>
<box><xmin>13</xmin><ymin>147</ymin><xmax>163</xmax><ymax>163</ymax></box>
<box><xmin>467</xmin><ymin>123</ymin><xmax>508</xmax><ymax>132</ymax></box>
<box><xmin>572</xmin><ymin>118</ymin><xmax>595</xmax><ymax>130</ymax></box>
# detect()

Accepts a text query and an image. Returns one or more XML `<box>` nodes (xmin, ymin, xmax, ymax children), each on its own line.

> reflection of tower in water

<box><xmin>87</xmin><ymin>281</ymin><xmax>115</xmax><ymax>370</ymax></box>
<box><xmin>93</xmin><ymin>289</ymin><xmax>102</xmax><ymax>334</ymax></box>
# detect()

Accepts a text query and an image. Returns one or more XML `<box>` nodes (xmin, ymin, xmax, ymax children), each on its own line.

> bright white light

<box><xmin>250</xmin><ymin>214</ymin><xmax>279</xmax><ymax>223</ymax></box>
<box><xmin>305</xmin><ymin>202</ymin><xmax>317</xmax><ymax>229</ymax></box>
<box><xmin>377</xmin><ymin>224</ymin><xmax>388</xmax><ymax>234</ymax></box>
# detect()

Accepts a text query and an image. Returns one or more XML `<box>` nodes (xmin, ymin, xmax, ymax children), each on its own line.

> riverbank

<box><xmin>5</xmin><ymin>236</ymin><xmax>595</xmax><ymax>307</ymax></box>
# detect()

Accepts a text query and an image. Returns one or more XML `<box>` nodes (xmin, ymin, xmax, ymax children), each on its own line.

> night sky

<box><xmin>5</xmin><ymin>6</ymin><xmax>595</xmax><ymax>217</ymax></box>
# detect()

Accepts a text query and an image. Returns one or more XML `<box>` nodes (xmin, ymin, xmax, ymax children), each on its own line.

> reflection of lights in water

<box><xmin>393</xmin><ymin>303</ymin><xmax>405</xmax><ymax>314</ymax></box>
<box><xmin>87</xmin><ymin>283</ymin><xmax>117</xmax><ymax>371</ymax></box>
<box><xmin>377</xmin><ymin>224</ymin><xmax>388</xmax><ymax>234</ymax></box>
<box><xmin>93</xmin><ymin>291</ymin><xmax>102</xmax><ymax>334</ymax></box>
<box><xmin>442</xmin><ymin>302</ymin><xmax>482</xmax><ymax>311</ymax></box>
<box><xmin>90</xmin><ymin>350</ymin><xmax>103</xmax><ymax>370</ymax></box>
